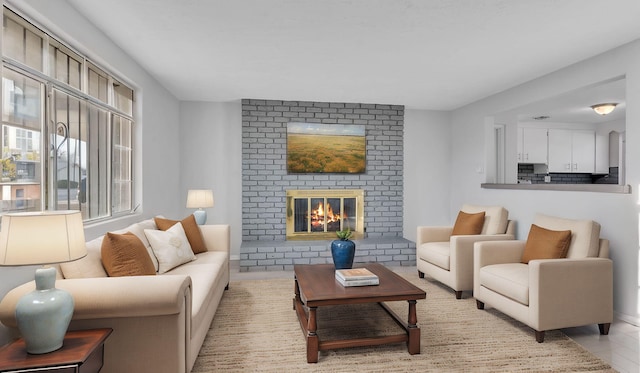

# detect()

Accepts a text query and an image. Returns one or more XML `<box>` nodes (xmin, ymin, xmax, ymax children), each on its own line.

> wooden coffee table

<box><xmin>293</xmin><ymin>263</ymin><xmax>426</xmax><ymax>363</ymax></box>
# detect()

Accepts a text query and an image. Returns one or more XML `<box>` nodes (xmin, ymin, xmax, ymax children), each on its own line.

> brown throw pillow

<box><xmin>451</xmin><ymin>211</ymin><xmax>485</xmax><ymax>235</ymax></box>
<box><xmin>521</xmin><ymin>224</ymin><xmax>572</xmax><ymax>264</ymax></box>
<box><xmin>154</xmin><ymin>215</ymin><xmax>207</xmax><ymax>254</ymax></box>
<box><xmin>101</xmin><ymin>232</ymin><xmax>156</xmax><ymax>277</ymax></box>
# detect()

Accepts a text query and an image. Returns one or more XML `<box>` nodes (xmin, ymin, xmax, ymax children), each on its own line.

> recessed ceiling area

<box><xmin>64</xmin><ymin>0</ymin><xmax>640</xmax><ymax>110</ymax></box>
<box><xmin>495</xmin><ymin>77</ymin><xmax>626</xmax><ymax>125</ymax></box>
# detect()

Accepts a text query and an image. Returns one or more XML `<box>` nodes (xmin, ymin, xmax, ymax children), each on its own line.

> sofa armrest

<box><xmin>416</xmin><ymin>226</ymin><xmax>453</xmax><ymax>245</ymax></box>
<box><xmin>529</xmin><ymin>258</ymin><xmax>613</xmax><ymax>329</ymax></box>
<box><xmin>199</xmin><ymin>224</ymin><xmax>230</xmax><ymax>254</ymax></box>
<box><xmin>0</xmin><ymin>275</ymin><xmax>192</xmax><ymax>327</ymax></box>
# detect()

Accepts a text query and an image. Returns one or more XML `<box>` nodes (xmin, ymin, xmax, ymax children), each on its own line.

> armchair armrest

<box><xmin>449</xmin><ymin>233</ymin><xmax>516</xmax><ymax>288</ymax></box>
<box><xmin>417</xmin><ymin>226</ymin><xmax>453</xmax><ymax>245</ymax></box>
<box><xmin>474</xmin><ymin>240</ymin><xmax>526</xmax><ymax>268</ymax></box>
<box><xmin>0</xmin><ymin>275</ymin><xmax>192</xmax><ymax>327</ymax></box>
<box><xmin>529</xmin><ymin>258</ymin><xmax>613</xmax><ymax>330</ymax></box>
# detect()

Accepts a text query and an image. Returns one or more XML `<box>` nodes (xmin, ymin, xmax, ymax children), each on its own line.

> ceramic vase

<box><xmin>16</xmin><ymin>267</ymin><xmax>74</xmax><ymax>354</ymax></box>
<box><xmin>331</xmin><ymin>239</ymin><xmax>356</xmax><ymax>269</ymax></box>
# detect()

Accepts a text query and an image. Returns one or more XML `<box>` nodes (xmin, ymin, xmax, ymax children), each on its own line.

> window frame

<box><xmin>1</xmin><ymin>5</ymin><xmax>136</xmax><ymax>223</ymax></box>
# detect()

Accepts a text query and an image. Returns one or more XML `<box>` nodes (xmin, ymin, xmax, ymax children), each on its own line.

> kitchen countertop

<box><xmin>481</xmin><ymin>183</ymin><xmax>631</xmax><ymax>194</ymax></box>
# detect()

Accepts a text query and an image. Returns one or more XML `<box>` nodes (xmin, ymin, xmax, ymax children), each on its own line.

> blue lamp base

<box><xmin>193</xmin><ymin>209</ymin><xmax>207</xmax><ymax>225</ymax></box>
<box><xmin>16</xmin><ymin>267</ymin><xmax>74</xmax><ymax>354</ymax></box>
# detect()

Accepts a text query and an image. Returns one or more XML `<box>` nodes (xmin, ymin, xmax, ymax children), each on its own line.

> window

<box><xmin>1</xmin><ymin>7</ymin><xmax>135</xmax><ymax>221</ymax></box>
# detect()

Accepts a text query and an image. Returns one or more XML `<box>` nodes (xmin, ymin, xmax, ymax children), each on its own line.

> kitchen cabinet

<box><xmin>517</xmin><ymin>127</ymin><xmax>547</xmax><ymax>163</ymax></box>
<box><xmin>595</xmin><ymin>133</ymin><xmax>609</xmax><ymax>174</ymax></box>
<box><xmin>548</xmin><ymin>129</ymin><xmax>595</xmax><ymax>173</ymax></box>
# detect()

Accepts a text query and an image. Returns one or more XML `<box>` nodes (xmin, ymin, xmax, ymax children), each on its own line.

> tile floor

<box><xmin>230</xmin><ymin>263</ymin><xmax>639</xmax><ymax>373</ymax></box>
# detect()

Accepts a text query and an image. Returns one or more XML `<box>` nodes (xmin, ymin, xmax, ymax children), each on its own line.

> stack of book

<box><xmin>335</xmin><ymin>268</ymin><xmax>379</xmax><ymax>287</ymax></box>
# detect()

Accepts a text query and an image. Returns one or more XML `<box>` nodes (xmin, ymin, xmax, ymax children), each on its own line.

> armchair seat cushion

<box><xmin>479</xmin><ymin>263</ymin><xmax>529</xmax><ymax>306</ymax></box>
<box><xmin>418</xmin><ymin>242</ymin><xmax>450</xmax><ymax>270</ymax></box>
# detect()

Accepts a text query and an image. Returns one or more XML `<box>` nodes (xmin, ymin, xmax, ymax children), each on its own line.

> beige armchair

<box><xmin>474</xmin><ymin>214</ymin><xmax>612</xmax><ymax>342</ymax></box>
<box><xmin>417</xmin><ymin>204</ymin><xmax>515</xmax><ymax>299</ymax></box>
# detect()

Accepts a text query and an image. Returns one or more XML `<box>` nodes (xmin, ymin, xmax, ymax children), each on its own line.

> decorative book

<box><xmin>335</xmin><ymin>268</ymin><xmax>379</xmax><ymax>287</ymax></box>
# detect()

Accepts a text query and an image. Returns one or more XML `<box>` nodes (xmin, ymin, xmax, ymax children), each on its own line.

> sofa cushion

<box><xmin>417</xmin><ymin>242</ymin><xmax>450</xmax><ymax>270</ymax></box>
<box><xmin>451</xmin><ymin>211</ymin><xmax>485</xmax><ymax>235</ymax></box>
<box><xmin>461</xmin><ymin>204</ymin><xmax>508</xmax><ymax>235</ymax></box>
<box><xmin>60</xmin><ymin>235</ymin><xmax>108</xmax><ymax>279</ymax></box>
<box><xmin>533</xmin><ymin>214</ymin><xmax>601</xmax><ymax>258</ymax></box>
<box><xmin>145</xmin><ymin>223</ymin><xmax>196</xmax><ymax>274</ymax></box>
<box><xmin>155</xmin><ymin>215</ymin><xmax>207</xmax><ymax>254</ymax></box>
<box><xmin>521</xmin><ymin>224</ymin><xmax>572</xmax><ymax>264</ymax></box>
<box><xmin>479</xmin><ymin>263</ymin><xmax>529</xmax><ymax>306</ymax></box>
<box><xmin>101</xmin><ymin>232</ymin><xmax>157</xmax><ymax>277</ymax></box>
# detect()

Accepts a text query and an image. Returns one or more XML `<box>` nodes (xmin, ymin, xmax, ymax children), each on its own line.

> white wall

<box><xmin>403</xmin><ymin>109</ymin><xmax>453</xmax><ymax>241</ymax></box>
<box><xmin>0</xmin><ymin>0</ymin><xmax>182</xmax><ymax>344</ymax></box>
<box><xmin>179</xmin><ymin>101</ymin><xmax>243</xmax><ymax>259</ymax></box>
<box><xmin>449</xmin><ymin>39</ymin><xmax>640</xmax><ymax>325</ymax></box>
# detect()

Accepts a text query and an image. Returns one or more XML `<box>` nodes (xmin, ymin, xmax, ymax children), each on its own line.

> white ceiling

<box><xmin>66</xmin><ymin>0</ymin><xmax>640</xmax><ymax>110</ymax></box>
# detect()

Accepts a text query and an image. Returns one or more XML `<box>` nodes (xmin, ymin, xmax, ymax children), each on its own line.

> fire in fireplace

<box><xmin>286</xmin><ymin>189</ymin><xmax>364</xmax><ymax>240</ymax></box>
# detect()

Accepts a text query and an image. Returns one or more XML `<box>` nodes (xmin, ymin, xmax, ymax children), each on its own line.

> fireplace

<box><xmin>286</xmin><ymin>189</ymin><xmax>364</xmax><ymax>240</ymax></box>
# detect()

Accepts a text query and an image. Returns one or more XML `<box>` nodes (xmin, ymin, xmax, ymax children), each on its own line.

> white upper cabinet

<box><xmin>517</xmin><ymin>127</ymin><xmax>548</xmax><ymax>163</ymax></box>
<box><xmin>548</xmin><ymin>129</ymin><xmax>595</xmax><ymax>173</ymax></box>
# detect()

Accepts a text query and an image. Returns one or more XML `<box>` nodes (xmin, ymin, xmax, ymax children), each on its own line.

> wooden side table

<box><xmin>0</xmin><ymin>328</ymin><xmax>112</xmax><ymax>373</ymax></box>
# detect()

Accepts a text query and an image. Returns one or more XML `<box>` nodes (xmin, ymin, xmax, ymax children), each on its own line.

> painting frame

<box><xmin>286</xmin><ymin>122</ymin><xmax>366</xmax><ymax>174</ymax></box>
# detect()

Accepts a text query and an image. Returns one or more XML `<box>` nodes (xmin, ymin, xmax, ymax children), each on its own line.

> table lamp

<box><xmin>0</xmin><ymin>210</ymin><xmax>86</xmax><ymax>354</ymax></box>
<box><xmin>186</xmin><ymin>189</ymin><xmax>214</xmax><ymax>225</ymax></box>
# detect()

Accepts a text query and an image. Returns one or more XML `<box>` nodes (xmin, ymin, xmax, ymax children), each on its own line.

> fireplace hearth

<box><xmin>286</xmin><ymin>189</ymin><xmax>364</xmax><ymax>240</ymax></box>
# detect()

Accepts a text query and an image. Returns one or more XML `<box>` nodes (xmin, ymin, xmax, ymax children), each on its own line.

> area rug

<box><xmin>192</xmin><ymin>271</ymin><xmax>615</xmax><ymax>372</ymax></box>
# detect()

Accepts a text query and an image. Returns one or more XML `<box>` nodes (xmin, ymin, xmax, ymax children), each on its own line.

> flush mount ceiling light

<box><xmin>591</xmin><ymin>103</ymin><xmax>618</xmax><ymax>116</ymax></box>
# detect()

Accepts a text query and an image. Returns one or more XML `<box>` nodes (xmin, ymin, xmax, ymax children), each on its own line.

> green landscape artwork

<box><xmin>287</xmin><ymin>122</ymin><xmax>366</xmax><ymax>174</ymax></box>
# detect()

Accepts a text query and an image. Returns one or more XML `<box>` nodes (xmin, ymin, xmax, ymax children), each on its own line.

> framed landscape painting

<box><xmin>287</xmin><ymin>122</ymin><xmax>366</xmax><ymax>174</ymax></box>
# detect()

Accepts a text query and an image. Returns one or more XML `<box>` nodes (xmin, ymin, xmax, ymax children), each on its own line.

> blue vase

<box><xmin>331</xmin><ymin>239</ymin><xmax>356</xmax><ymax>269</ymax></box>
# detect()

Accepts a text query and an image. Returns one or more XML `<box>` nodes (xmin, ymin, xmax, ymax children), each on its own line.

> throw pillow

<box><xmin>101</xmin><ymin>232</ymin><xmax>156</xmax><ymax>277</ymax></box>
<box><xmin>451</xmin><ymin>211</ymin><xmax>485</xmax><ymax>235</ymax></box>
<box><xmin>154</xmin><ymin>215</ymin><xmax>207</xmax><ymax>254</ymax></box>
<box><xmin>145</xmin><ymin>222</ymin><xmax>197</xmax><ymax>274</ymax></box>
<box><xmin>521</xmin><ymin>224</ymin><xmax>572</xmax><ymax>264</ymax></box>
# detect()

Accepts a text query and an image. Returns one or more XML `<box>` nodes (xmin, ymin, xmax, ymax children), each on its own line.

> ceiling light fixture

<box><xmin>591</xmin><ymin>103</ymin><xmax>617</xmax><ymax>116</ymax></box>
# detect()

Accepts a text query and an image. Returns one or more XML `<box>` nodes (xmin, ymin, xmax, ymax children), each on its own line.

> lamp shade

<box><xmin>186</xmin><ymin>189</ymin><xmax>214</xmax><ymax>209</ymax></box>
<box><xmin>0</xmin><ymin>210</ymin><xmax>86</xmax><ymax>266</ymax></box>
<box><xmin>591</xmin><ymin>103</ymin><xmax>617</xmax><ymax>116</ymax></box>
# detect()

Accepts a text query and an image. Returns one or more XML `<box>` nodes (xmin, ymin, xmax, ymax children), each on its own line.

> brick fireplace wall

<box><xmin>240</xmin><ymin>99</ymin><xmax>413</xmax><ymax>271</ymax></box>
<box><xmin>242</xmin><ymin>99</ymin><xmax>405</xmax><ymax>241</ymax></box>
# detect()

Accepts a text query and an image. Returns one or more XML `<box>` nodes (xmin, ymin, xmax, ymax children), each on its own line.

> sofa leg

<box><xmin>418</xmin><ymin>271</ymin><xmax>424</xmax><ymax>278</ymax></box>
<box><xmin>455</xmin><ymin>291</ymin><xmax>462</xmax><ymax>299</ymax></box>
<box><xmin>476</xmin><ymin>300</ymin><xmax>484</xmax><ymax>309</ymax></box>
<box><xmin>225</xmin><ymin>283</ymin><xmax>229</xmax><ymax>290</ymax></box>
<box><xmin>535</xmin><ymin>330</ymin><xmax>545</xmax><ymax>343</ymax></box>
<box><xmin>598</xmin><ymin>323</ymin><xmax>611</xmax><ymax>335</ymax></box>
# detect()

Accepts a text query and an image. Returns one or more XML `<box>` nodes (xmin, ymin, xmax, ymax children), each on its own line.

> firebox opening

<box><xmin>286</xmin><ymin>189</ymin><xmax>364</xmax><ymax>240</ymax></box>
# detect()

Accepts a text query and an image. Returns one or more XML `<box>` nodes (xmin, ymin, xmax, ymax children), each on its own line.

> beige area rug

<box><xmin>192</xmin><ymin>271</ymin><xmax>615</xmax><ymax>372</ymax></box>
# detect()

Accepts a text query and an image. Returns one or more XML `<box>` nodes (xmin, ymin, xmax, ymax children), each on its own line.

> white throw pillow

<box><xmin>145</xmin><ymin>222</ymin><xmax>196</xmax><ymax>274</ymax></box>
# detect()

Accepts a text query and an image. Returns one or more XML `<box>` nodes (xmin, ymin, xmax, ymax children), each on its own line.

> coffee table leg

<box><xmin>307</xmin><ymin>307</ymin><xmax>319</xmax><ymax>363</ymax></box>
<box><xmin>293</xmin><ymin>277</ymin><xmax>300</xmax><ymax>310</ymax></box>
<box><xmin>407</xmin><ymin>300</ymin><xmax>420</xmax><ymax>354</ymax></box>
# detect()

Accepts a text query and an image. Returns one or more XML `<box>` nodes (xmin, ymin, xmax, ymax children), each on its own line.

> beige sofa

<box><xmin>0</xmin><ymin>218</ymin><xmax>230</xmax><ymax>373</ymax></box>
